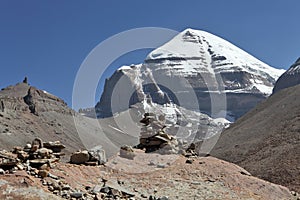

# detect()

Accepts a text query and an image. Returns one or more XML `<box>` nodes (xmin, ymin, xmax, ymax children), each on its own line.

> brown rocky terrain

<box><xmin>0</xmin><ymin>80</ymin><xmax>299</xmax><ymax>199</ymax></box>
<box><xmin>211</xmin><ymin>84</ymin><xmax>300</xmax><ymax>193</ymax></box>
<box><xmin>0</xmin><ymin>81</ymin><xmax>140</xmax><ymax>160</ymax></box>
<box><xmin>0</xmin><ymin>148</ymin><xmax>298</xmax><ymax>200</ymax></box>
<box><xmin>0</xmin><ymin>81</ymin><xmax>83</xmax><ymax>158</ymax></box>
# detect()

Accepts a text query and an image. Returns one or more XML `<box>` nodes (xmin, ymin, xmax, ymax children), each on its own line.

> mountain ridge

<box><xmin>273</xmin><ymin>57</ymin><xmax>300</xmax><ymax>93</ymax></box>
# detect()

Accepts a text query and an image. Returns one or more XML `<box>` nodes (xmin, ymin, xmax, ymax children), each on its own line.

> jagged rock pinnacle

<box><xmin>23</xmin><ymin>76</ymin><xmax>28</xmax><ymax>84</ymax></box>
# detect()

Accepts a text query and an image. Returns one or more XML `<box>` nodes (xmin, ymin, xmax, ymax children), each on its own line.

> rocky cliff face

<box><xmin>0</xmin><ymin>82</ymin><xmax>72</xmax><ymax>115</ymax></box>
<box><xmin>96</xmin><ymin>28</ymin><xmax>285</xmax><ymax>120</ymax></box>
<box><xmin>273</xmin><ymin>57</ymin><xmax>300</xmax><ymax>93</ymax></box>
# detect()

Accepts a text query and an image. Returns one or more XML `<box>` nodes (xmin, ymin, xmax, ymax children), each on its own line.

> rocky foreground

<box><xmin>0</xmin><ymin>141</ymin><xmax>299</xmax><ymax>200</ymax></box>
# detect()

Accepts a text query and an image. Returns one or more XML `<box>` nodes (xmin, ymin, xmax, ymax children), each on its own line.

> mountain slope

<box><xmin>0</xmin><ymin>81</ymin><xmax>142</xmax><ymax>159</ymax></box>
<box><xmin>0</xmin><ymin>82</ymin><xmax>84</xmax><ymax>157</ymax></box>
<box><xmin>96</xmin><ymin>28</ymin><xmax>284</xmax><ymax>119</ymax></box>
<box><xmin>211</xmin><ymin>84</ymin><xmax>300</xmax><ymax>193</ymax></box>
<box><xmin>273</xmin><ymin>57</ymin><xmax>300</xmax><ymax>93</ymax></box>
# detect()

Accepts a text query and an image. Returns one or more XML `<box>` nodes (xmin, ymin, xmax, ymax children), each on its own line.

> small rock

<box><xmin>61</xmin><ymin>191</ymin><xmax>70</xmax><ymax>199</ymax></box>
<box><xmin>32</xmin><ymin>168</ymin><xmax>39</xmax><ymax>175</ymax></box>
<box><xmin>48</xmin><ymin>186</ymin><xmax>54</xmax><ymax>192</ymax></box>
<box><xmin>85</xmin><ymin>185</ymin><xmax>92</xmax><ymax>191</ymax></box>
<box><xmin>48</xmin><ymin>173</ymin><xmax>59</xmax><ymax>180</ymax></box>
<box><xmin>148</xmin><ymin>161</ymin><xmax>156</xmax><ymax>166</ymax></box>
<box><xmin>141</xmin><ymin>194</ymin><xmax>147</xmax><ymax>198</ymax></box>
<box><xmin>42</xmin><ymin>179</ymin><xmax>47</xmax><ymax>186</ymax></box>
<box><xmin>117</xmin><ymin>180</ymin><xmax>124</xmax><ymax>185</ymax></box>
<box><xmin>149</xmin><ymin>195</ymin><xmax>157</xmax><ymax>200</ymax></box>
<box><xmin>185</xmin><ymin>159</ymin><xmax>193</xmax><ymax>164</ymax></box>
<box><xmin>62</xmin><ymin>184</ymin><xmax>71</xmax><ymax>190</ymax></box>
<box><xmin>100</xmin><ymin>186</ymin><xmax>110</xmax><ymax>194</ymax></box>
<box><xmin>111</xmin><ymin>188</ymin><xmax>122</xmax><ymax>197</ymax></box>
<box><xmin>158</xmin><ymin>196</ymin><xmax>169</xmax><ymax>200</ymax></box>
<box><xmin>17</xmin><ymin>151</ymin><xmax>29</xmax><ymax>161</ymax></box>
<box><xmin>38</xmin><ymin>170</ymin><xmax>49</xmax><ymax>178</ymax></box>
<box><xmin>53</xmin><ymin>190</ymin><xmax>59</xmax><ymax>195</ymax></box>
<box><xmin>36</xmin><ymin>148</ymin><xmax>52</xmax><ymax>159</ymax></box>
<box><xmin>24</xmin><ymin>143</ymin><xmax>32</xmax><ymax>150</ymax></box>
<box><xmin>0</xmin><ymin>168</ymin><xmax>4</xmax><ymax>174</ymax></box>
<box><xmin>240</xmin><ymin>170</ymin><xmax>251</xmax><ymax>176</ymax></box>
<box><xmin>156</xmin><ymin>164</ymin><xmax>165</xmax><ymax>168</ymax></box>
<box><xmin>291</xmin><ymin>191</ymin><xmax>298</xmax><ymax>196</ymax></box>
<box><xmin>52</xmin><ymin>182</ymin><xmax>61</xmax><ymax>190</ymax></box>
<box><xmin>70</xmin><ymin>192</ymin><xmax>83</xmax><ymax>199</ymax></box>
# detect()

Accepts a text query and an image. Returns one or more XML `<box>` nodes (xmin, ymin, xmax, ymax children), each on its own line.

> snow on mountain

<box><xmin>273</xmin><ymin>57</ymin><xmax>300</xmax><ymax>93</ymax></box>
<box><xmin>286</xmin><ymin>57</ymin><xmax>300</xmax><ymax>74</ymax></box>
<box><xmin>96</xmin><ymin>28</ymin><xmax>285</xmax><ymax>120</ymax></box>
<box><xmin>145</xmin><ymin>28</ymin><xmax>285</xmax><ymax>94</ymax></box>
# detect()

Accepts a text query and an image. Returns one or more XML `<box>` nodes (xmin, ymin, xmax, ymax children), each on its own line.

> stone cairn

<box><xmin>137</xmin><ymin>112</ymin><xmax>179</xmax><ymax>154</ymax></box>
<box><xmin>0</xmin><ymin>139</ymin><xmax>111</xmax><ymax>199</ymax></box>
<box><xmin>0</xmin><ymin>138</ymin><xmax>65</xmax><ymax>177</ymax></box>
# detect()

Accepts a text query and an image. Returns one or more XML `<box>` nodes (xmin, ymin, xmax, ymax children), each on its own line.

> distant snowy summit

<box><xmin>96</xmin><ymin>28</ymin><xmax>285</xmax><ymax>119</ymax></box>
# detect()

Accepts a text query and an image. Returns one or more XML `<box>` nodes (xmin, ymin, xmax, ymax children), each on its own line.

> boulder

<box><xmin>88</xmin><ymin>146</ymin><xmax>106</xmax><ymax>165</ymax></box>
<box><xmin>36</xmin><ymin>148</ymin><xmax>53</xmax><ymax>159</ymax></box>
<box><xmin>119</xmin><ymin>145</ymin><xmax>135</xmax><ymax>160</ymax></box>
<box><xmin>70</xmin><ymin>150</ymin><xmax>90</xmax><ymax>164</ymax></box>
<box><xmin>43</xmin><ymin>141</ymin><xmax>66</xmax><ymax>153</ymax></box>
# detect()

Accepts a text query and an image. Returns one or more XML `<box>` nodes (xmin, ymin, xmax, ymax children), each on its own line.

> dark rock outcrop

<box><xmin>273</xmin><ymin>57</ymin><xmax>300</xmax><ymax>93</ymax></box>
<box><xmin>23</xmin><ymin>87</ymin><xmax>37</xmax><ymax>114</ymax></box>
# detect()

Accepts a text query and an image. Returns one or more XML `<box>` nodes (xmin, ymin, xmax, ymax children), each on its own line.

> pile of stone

<box><xmin>91</xmin><ymin>179</ymin><xmax>135</xmax><ymax>200</ymax></box>
<box><xmin>137</xmin><ymin>113</ymin><xmax>179</xmax><ymax>154</ymax></box>
<box><xmin>70</xmin><ymin>146</ymin><xmax>106</xmax><ymax>166</ymax></box>
<box><xmin>41</xmin><ymin>177</ymin><xmax>169</xmax><ymax>200</ymax></box>
<box><xmin>0</xmin><ymin>138</ymin><xmax>65</xmax><ymax>177</ymax></box>
<box><xmin>183</xmin><ymin>143</ymin><xmax>198</xmax><ymax>157</ymax></box>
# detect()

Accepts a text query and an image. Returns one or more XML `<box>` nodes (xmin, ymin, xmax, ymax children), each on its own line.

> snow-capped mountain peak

<box><xmin>96</xmin><ymin>28</ymin><xmax>285</xmax><ymax>119</ymax></box>
<box><xmin>146</xmin><ymin>28</ymin><xmax>285</xmax><ymax>94</ymax></box>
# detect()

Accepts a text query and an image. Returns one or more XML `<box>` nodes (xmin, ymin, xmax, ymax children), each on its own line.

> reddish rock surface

<box><xmin>0</xmin><ymin>150</ymin><xmax>296</xmax><ymax>200</ymax></box>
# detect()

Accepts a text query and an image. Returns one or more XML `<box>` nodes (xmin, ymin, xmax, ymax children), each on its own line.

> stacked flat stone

<box><xmin>139</xmin><ymin>113</ymin><xmax>179</xmax><ymax>154</ymax></box>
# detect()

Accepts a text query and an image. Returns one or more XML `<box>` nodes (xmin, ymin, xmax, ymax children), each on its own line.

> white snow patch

<box><xmin>146</xmin><ymin>28</ymin><xmax>285</xmax><ymax>87</ymax></box>
<box><xmin>118</xmin><ymin>65</ymin><xmax>132</xmax><ymax>71</ymax></box>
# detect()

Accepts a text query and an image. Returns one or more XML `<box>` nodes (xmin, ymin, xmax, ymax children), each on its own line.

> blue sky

<box><xmin>0</xmin><ymin>1</ymin><xmax>299</xmax><ymax>109</ymax></box>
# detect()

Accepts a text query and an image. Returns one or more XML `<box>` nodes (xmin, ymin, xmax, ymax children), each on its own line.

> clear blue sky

<box><xmin>0</xmin><ymin>1</ymin><xmax>299</xmax><ymax>109</ymax></box>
